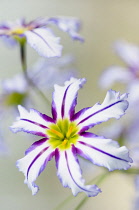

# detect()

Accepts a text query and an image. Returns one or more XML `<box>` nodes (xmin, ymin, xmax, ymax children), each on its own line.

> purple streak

<box><xmin>78</xmin><ymin>141</ymin><xmax>129</xmax><ymax>162</ymax></box>
<box><xmin>64</xmin><ymin>149</ymin><xmax>97</xmax><ymax>194</ymax></box>
<box><xmin>77</xmin><ymin>100</ymin><xmax>124</xmax><ymax>125</ymax></box>
<box><xmin>51</xmin><ymin>95</ymin><xmax>57</xmax><ymax>121</ymax></box>
<box><xmin>20</xmin><ymin>118</ymin><xmax>48</xmax><ymax>129</ymax></box>
<box><xmin>25</xmin><ymin>138</ymin><xmax>48</xmax><ymax>155</ymax></box>
<box><xmin>27</xmin><ymin>146</ymin><xmax>50</xmax><ymax>179</ymax></box>
<box><xmin>61</xmin><ymin>84</ymin><xmax>71</xmax><ymax>118</ymax></box>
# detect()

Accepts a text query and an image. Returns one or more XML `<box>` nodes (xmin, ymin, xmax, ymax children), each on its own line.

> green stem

<box><xmin>74</xmin><ymin>171</ymin><xmax>109</xmax><ymax>210</ymax></box>
<box><xmin>53</xmin><ymin>194</ymin><xmax>74</xmax><ymax>210</ymax></box>
<box><xmin>19</xmin><ymin>42</ymin><xmax>51</xmax><ymax>106</ymax></box>
<box><xmin>121</xmin><ymin>168</ymin><xmax>139</xmax><ymax>175</ymax></box>
<box><xmin>20</xmin><ymin>41</ymin><xmax>27</xmax><ymax>76</ymax></box>
<box><xmin>54</xmin><ymin>171</ymin><xmax>109</xmax><ymax>210</ymax></box>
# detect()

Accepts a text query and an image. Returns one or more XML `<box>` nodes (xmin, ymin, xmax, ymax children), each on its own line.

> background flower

<box><xmin>0</xmin><ymin>17</ymin><xmax>83</xmax><ymax>58</ymax></box>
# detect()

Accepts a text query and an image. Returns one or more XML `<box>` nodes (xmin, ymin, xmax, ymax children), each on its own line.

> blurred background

<box><xmin>0</xmin><ymin>0</ymin><xmax>138</xmax><ymax>209</ymax></box>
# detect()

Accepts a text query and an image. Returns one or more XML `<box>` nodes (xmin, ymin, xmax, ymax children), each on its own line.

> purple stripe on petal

<box><xmin>79</xmin><ymin>125</ymin><xmax>96</xmax><ymax>133</ymax></box>
<box><xmin>65</xmin><ymin>149</ymin><xmax>97</xmax><ymax>193</ymax></box>
<box><xmin>55</xmin><ymin>148</ymin><xmax>60</xmax><ymax>169</ymax></box>
<box><xmin>61</xmin><ymin>84</ymin><xmax>71</xmax><ymax>118</ymax></box>
<box><xmin>78</xmin><ymin>141</ymin><xmax>129</xmax><ymax>162</ymax></box>
<box><xmin>27</xmin><ymin>146</ymin><xmax>50</xmax><ymax>179</ymax></box>
<box><xmin>30</xmin><ymin>109</ymin><xmax>54</xmax><ymax>123</ymax></box>
<box><xmin>21</xmin><ymin>119</ymin><xmax>48</xmax><ymax>129</ymax></box>
<box><xmin>52</xmin><ymin>95</ymin><xmax>57</xmax><ymax>121</ymax></box>
<box><xmin>69</xmin><ymin>93</ymin><xmax>78</xmax><ymax>120</ymax></box>
<box><xmin>71</xmin><ymin>145</ymin><xmax>82</xmax><ymax>173</ymax></box>
<box><xmin>80</xmin><ymin>132</ymin><xmax>99</xmax><ymax>138</ymax></box>
<box><xmin>72</xmin><ymin>107</ymin><xmax>90</xmax><ymax>121</ymax></box>
<box><xmin>41</xmin><ymin>113</ymin><xmax>54</xmax><ymax>123</ymax></box>
<box><xmin>25</xmin><ymin>138</ymin><xmax>48</xmax><ymax>155</ymax></box>
<box><xmin>78</xmin><ymin>100</ymin><xmax>124</xmax><ymax>125</ymax></box>
<box><xmin>38</xmin><ymin>151</ymin><xmax>55</xmax><ymax>176</ymax></box>
<box><xmin>25</xmin><ymin>131</ymin><xmax>47</xmax><ymax>137</ymax></box>
<box><xmin>30</xmin><ymin>30</ymin><xmax>56</xmax><ymax>54</ymax></box>
<box><xmin>29</xmin><ymin>108</ymin><xmax>54</xmax><ymax>123</ymax></box>
<box><xmin>31</xmin><ymin>131</ymin><xmax>47</xmax><ymax>137</ymax></box>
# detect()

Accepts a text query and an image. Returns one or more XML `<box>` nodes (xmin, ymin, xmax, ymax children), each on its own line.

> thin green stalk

<box><xmin>74</xmin><ymin>167</ymin><xmax>139</xmax><ymax>210</ymax></box>
<box><xmin>54</xmin><ymin>171</ymin><xmax>109</xmax><ymax>210</ymax></box>
<box><xmin>20</xmin><ymin>41</ymin><xmax>27</xmax><ymax>76</ymax></box>
<box><xmin>53</xmin><ymin>194</ymin><xmax>74</xmax><ymax>210</ymax></box>
<box><xmin>19</xmin><ymin>42</ymin><xmax>51</xmax><ymax>106</ymax></box>
<box><xmin>75</xmin><ymin>171</ymin><xmax>109</xmax><ymax>210</ymax></box>
<box><xmin>121</xmin><ymin>168</ymin><xmax>139</xmax><ymax>175</ymax></box>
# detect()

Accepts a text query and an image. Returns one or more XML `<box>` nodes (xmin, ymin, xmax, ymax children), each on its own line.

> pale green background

<box><xmin>0</xmin><ymin>0</ymin><xmax>137</xmax><ymax>209</ymax></box>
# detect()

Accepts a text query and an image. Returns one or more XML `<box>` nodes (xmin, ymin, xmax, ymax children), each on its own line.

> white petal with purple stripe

<box><xmin>17</xmin><ymin>139</ymin><xmax>54</xmax><ymax>195</ymax></box>
<box><xmin>52</xmin><ymin>78</ymin><xmax>86</xmax><ymax>120</ymax></box>
<box><xmin>24</xmin><ymin>28</ymin><xmax>62</xmax><ymax>58</ymax></box>
<box><xmin>55</xmin><ymin>147</ymin><xmax>101</xmax><ymax>197</ymax></box>
<box><xmin>76</xmin><ymin>133</ymin><xmax>132</xmax><ymax>171</ymax></box>
<box><xmin>10</xmin><ymin>105</ymin><xmax>54</xmax><ymax>137</ymax></box>
<box><xmin>74</xmin><ymin>90</ymin><xmax>128</xmax><ymax>132</ymax></box>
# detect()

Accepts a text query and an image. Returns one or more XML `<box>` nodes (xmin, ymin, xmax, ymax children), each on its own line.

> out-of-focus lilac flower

<box><xmin>1</xmin><ymin>54</ymin><xmax>77</xmax><ymax>107</ymax></box>
<box><xmin>99</xmin><ymin>40</ymin><xmax>139</xmax><ymax>168</ymax></box>
<box><xmin>0</xmin><ymin>55</ymin><xmax>77</xmax><ymax>154</ymax></box>
<box><xmin>1</xmin><ymin>74</ymin><xmax>29</xmax><ymax>108</ymax></box>
<box><xmin>0</xmin><ymin>17</ymin><xmax>84</xmax><ymax>58</ymax></box>
<box><xmin>48</xmin><ymin>17</ymin><xmax>84</xmax><ymax>42</ymax></box>
<box><xmin>30</xmin><ymin>55</ymin><xmax>77</xmax><ymax>90</ymax></box>
<box><xmin>10</xmin><ymin>78</ymin><xmax>132</xmax><ymax>196</ymax></box>
<box><xmin>2</xmin><ymin>74</ymin><xmax>28</xmax><ymax>95</ymax></box>
<box><xmin>99</xmin><ymin>40</ymin><xmax>139</xmax><ymax>89</ymax></box>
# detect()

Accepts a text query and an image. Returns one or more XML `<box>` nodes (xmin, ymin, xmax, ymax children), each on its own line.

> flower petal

<box><xmin>16</xmin><ymin>138</ymin><xmax>54</xmax><ymax>195</ymax></box>
<box><xmin>48</xmin><ymin>17</ymin><xmax>84</xmax><ymax>42</ymax></box>
<box><xmin>114</xmin><ymin>40</ymin><xmax>139</xmax><ymax>69</ymax></box>
<box><xmin>10</xmin><ymin>105</ymin><xmax>54</xmax><ymax>137</ymax></box>
<box><xmin>24</xmin><ymin>28</ymin><xmax>62</xmax><ymax>58</ymax></box>
<box><xmin>99</xmin><ymin>66</ymin><xmax>132</xmax><ymax>89</ymax></box>
<box><xmin>52</xmin><ymin>77</ymin><xmax>86</xmax><ymax>120</ymax></box>
<box><xmin>29</xmin><ymin>55</ymin><xmax>77</xmax><ymax>91</ymax></box>
<box><xmin>127</xmin><ymin>80</ymin><xmax>139</xmax><ymax>107</ymax></box>
<box><xmin>73</xmin><ymin>90</ymin><xmax>128</xmax><ymax>132</ymax></box>
<box><xmin>55</xmin><ymin>146</ymin><xmax>101</xmax><ymax>197</ymax></box>
<box><xmin>2</xmin><ymin>74</ymin><xmax>27</xmax><ymax>94</ymax></box>
<box><xmin>76</xmin><ymin>133</ymin><xmax>132</xmax><ymax>171</ymax></box>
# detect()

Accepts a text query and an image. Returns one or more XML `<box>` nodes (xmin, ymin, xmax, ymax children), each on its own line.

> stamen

<box><xmin>66</xmin><ymin>126</ymin><xmax>73</xmax><ymax>138</ymax></box>
<box><xmin>50</xmin><ymin>129</ymin><xmax>64</xmax><ymax>138</ymax></box>
<box><xmin>8</xmin><ymin>27</ymin><xmax>28</xmax><ymax>35</ymax></box>
<box><xmin>62</xmin><ymin>139</ymin><xmax>68</xmax><ymax>145</ymax></box>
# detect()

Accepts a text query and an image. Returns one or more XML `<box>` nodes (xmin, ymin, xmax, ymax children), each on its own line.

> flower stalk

<box><xmin>19</xmin><ymin>41</ymin><xmax>51</xmax><ymax>106</ymax></box>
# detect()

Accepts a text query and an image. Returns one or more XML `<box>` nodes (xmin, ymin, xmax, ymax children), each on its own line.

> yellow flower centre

<box><xmin>7</xmin><ymin>27</ymin><xmax>28</xmax><ymax>35</ymax></box>
<box><xmin>46</xmin><ymin>119</ymin><xmax>79</xmax><ymax>150</ymax></box>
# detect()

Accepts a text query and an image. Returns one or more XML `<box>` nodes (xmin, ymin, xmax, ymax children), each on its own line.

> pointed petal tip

<box><xmin>73</xmin><ymin>184</ymin><xmax>101</xmax><ymax>197</ymax></box>
<box><xmin>24</xmin><ymin>178</ymin><xmax>40</xmax><ymax>195</ymax></box>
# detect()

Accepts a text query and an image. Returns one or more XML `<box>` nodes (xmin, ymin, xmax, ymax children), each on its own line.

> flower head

<box><xmin>10</xmin><ymin>78</ymin><xmax>132</xmax><ymax>196</ymax></box>
<box><xmin>30</xmin><ymin>54</ymin><xmax>77</xmax><ymax>90</ymax></box>
<box><xmin>0</xmin><ymin>17</ymin><xmax>83</xmax><ymax>58</ymax></box>
<box><xmin>1</xmin><ymin>54</ymin><xmax>77</xmax><ymax>107</ymax></box>
<box><xmin>99</xmin><ymin>40</ymin><xmax>139</xmax><ymax>89</ymax></box>
<box><xmin>1</xmin><ymin>74</ymin><xmax>28</xmax><ymax>107</ymax></box>
<box><xmin>99</xmin><ymin>40</ymin><xmax>139</xmax><ymax>168</ymax></box>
